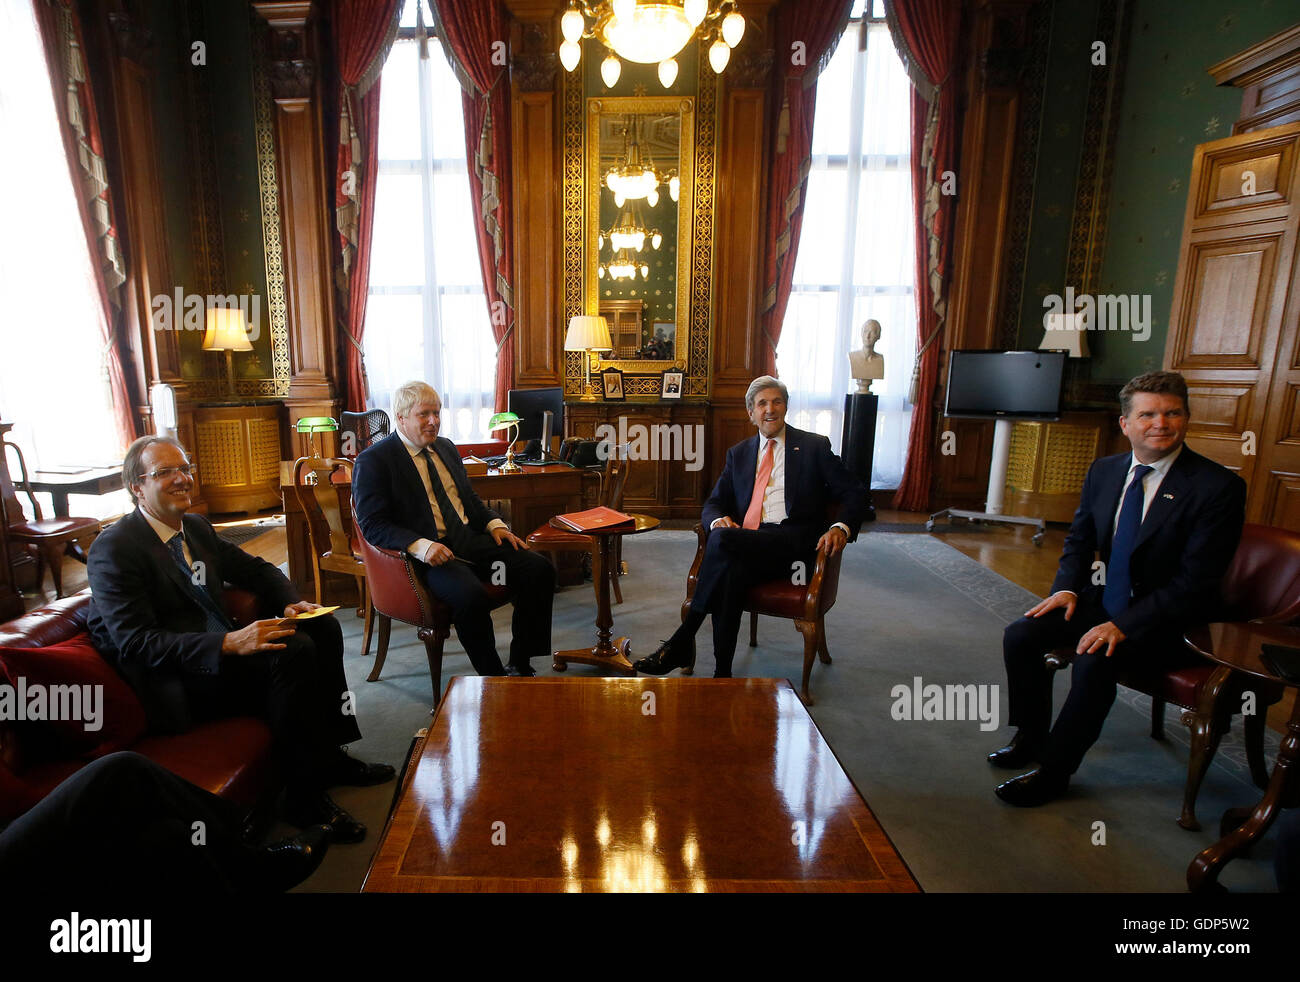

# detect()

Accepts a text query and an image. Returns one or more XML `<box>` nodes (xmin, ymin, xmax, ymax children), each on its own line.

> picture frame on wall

<box><xmin>602</xmin><ymin>368</ymin><xmax>625</xmax><ymax>401</ymax></box>
<box><xmin>661</xmin><ymin>369</ymin><xmax>684</xmax><ymax>400</ymax></box>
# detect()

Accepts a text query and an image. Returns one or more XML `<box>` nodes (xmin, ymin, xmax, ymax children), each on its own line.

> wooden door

<box><xmin>1164</xmin><ymin>122</ymin><xmax>1300</xmax><ymax>527</ymax></box>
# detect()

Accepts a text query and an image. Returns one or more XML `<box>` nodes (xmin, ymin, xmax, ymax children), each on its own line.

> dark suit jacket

<box><xmin>1051</xmin><ymin>446</ymin><xmax>1246</xmax><ymax>641</ymax></box>
<box><xmin>352</xmin><ymin>432</ymin><xmax>501</xmax><ymax>553</ymax></box>
<box><xmin>702</xmin><ymin>426</ymin><xmax>869</xmax><ymax>542</ymax></box>
<box><xmin>86</xmin><ymin>508</ymin><xmax>300</xmax><ymax>731</ymax></box>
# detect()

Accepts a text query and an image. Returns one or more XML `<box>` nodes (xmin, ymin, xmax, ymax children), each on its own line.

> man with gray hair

<box><xmin>635</xmin><ymin>375</ymin><xmax>871</xmax><ymax>677</ymax></box>
<box><xmin>87</xmin><ymin>435</ymin><xmax>393</xmax><ymax>845</ymax></box>
<box><xmin>353</xmin><ymin>381</ymin><xmax>555</xmax><ymax>677</ymax></box>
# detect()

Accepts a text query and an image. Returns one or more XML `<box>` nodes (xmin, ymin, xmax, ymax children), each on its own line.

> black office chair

<box><xmin>340</xmin><ymin>410</ymin><xmax>390</xmax><ymax>457</ymax></box>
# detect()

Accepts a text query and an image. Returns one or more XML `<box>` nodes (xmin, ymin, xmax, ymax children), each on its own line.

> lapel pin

<box><xmin>1162</xmin><ymin>492</ymin><xmax>1174</xmax><ymax>500</ymax></box>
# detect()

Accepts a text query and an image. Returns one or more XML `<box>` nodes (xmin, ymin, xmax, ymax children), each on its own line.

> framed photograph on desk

<box><xmin>602</xmin><ymin>368</ymin><xmax>624</xmax><ymax>401</ymax></box>
<box><xmin>660</xmin><ymin>370</ymin><xmax>683</xmax><ymax>400</ymax></box>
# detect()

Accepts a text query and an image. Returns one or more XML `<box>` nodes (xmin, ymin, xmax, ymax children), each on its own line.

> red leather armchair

<box><xmin>679</xmin><ymin>511</ymin><xmax>846</xmax><ymax>705</ymax></box>
<box><xmin>350</xmin><ymin>502</ymin><xmax>508</xmax><ymax>704</ymax></box>
<box><xmin>0</xmin><ymin>590</ymin><xmax>275</xmax><ymax>824</ymax></box>
<box><xmin>1046</xmin><ymin>523</ymin><xmax>1300</xmax><ymax>829</ymax></box>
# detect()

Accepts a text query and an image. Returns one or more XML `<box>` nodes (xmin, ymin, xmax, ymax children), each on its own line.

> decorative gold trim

<box><xmin>249</xmin><ymin>11</ymin><xmax>291</xmax><ymax>398</ymax></box>
<box><xmin>586</xmin><ymin>96</ymin><xmax>693</xmax><ymax>375</ymax></box>
<box><xmin>562</xmin><ymin>65</ymin><xmax>586</xmax><ymax>398</ymax></box>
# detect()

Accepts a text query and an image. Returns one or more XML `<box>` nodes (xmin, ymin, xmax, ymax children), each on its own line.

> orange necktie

<box><xmin>743</xmin><ymin>438</ymin><xmax>775</xmax><ymax>529</ymax></box>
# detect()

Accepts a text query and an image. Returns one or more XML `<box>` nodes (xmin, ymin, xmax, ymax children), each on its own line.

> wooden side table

<box><xmin>194</xmin><ymin>403</ymin><xmax>283</xmax><ymax>514</ymax></box>
<box><xmin>1184</xmin><ymin>621</ymin><xmax>1300</xmax><ymax>892</ymax></box>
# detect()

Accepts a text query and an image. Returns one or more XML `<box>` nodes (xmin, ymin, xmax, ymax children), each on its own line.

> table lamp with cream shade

<box><xmin>1039</xmin><ymin>312</ymin><xmax>1090</xmax><ymax>359</ymax></box>
<box><xmin>565</xmin><ymin>315</ymin><xmax>613</xmax><ymax>402</ymax></box>
<box><xmin>202</xmin><ymin>307</ymin><xmax>253</xmax><ymax>396</ymax></box>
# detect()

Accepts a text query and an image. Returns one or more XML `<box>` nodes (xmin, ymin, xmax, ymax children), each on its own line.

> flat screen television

<box><xmin>507</xmin><ymin>386</ymin><xmax>564</xmax><ymax>446</ymax></box>
<box><xmin>944</xmin><ymin>350</ymin><xmax>1065</xmax><ymax>420</ymax></box>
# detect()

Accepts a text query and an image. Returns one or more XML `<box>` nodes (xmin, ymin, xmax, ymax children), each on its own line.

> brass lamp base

<box><xmin>498</xmin><ymin>448</ymin><xmax>523</xmax><ymax>474</ymax></box>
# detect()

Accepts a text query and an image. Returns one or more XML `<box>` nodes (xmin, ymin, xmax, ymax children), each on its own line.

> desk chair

<box><xmin>525</xmin><ymin>445</ymin><xmax>630</xmax><ymax>603</ymax></box>
<box><xmin>679</xmin><ymin>505</ymin><xmax>847</xmax><ymax>705</ymax></box>
<box><xmin>350</xmin><ymin>501</ymin><xmax>509</xmax><ymax>704</ymax></box>
<box><xmin>340</xmin><ymin>410</ymin><xmax>390</xmax><ymax>457</ymax></box>
<box><xmin>1</xmin><ymin>439</ymin><xmax>100</xmax><ymax>599</ymax></box>
<box><xmin>292</xmin><ymin>456</ymin><xmax>372</xmax><ymax>657</ymax></box>
<box><xmin>1045</xmin><ymin>523</ymin><xmax>1300</xmax><ymax>830</ymax></box>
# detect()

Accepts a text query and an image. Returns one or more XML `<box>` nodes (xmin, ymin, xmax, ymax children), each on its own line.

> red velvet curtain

<box><xmin>889</xmin><ymin>0</ymin><xmax>961</xmax><ymax>512</ymax></box>
<box><xmin>430</xmin><ymin>0</ymin><xmax>515</xmax><ymax>415</ymax></box>
<box><xmin>35</xmin><ymin>0</ymin><xmax>138</xmax><ymax>447</ymax></box>
<box><xmin>758</xmin><ymin>0</ymin><xmax>854</xmax><ymax>375</ymax></box>
<box><xmin>333</xmin><ymin>0</ymin><xmax>402</xmax><ymax>412</ymax></box>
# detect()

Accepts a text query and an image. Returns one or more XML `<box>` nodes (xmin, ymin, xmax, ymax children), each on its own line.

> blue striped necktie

<box><xmin>166</xmin><ymin>534</ymin><xmax>233</xmax><ymax>632</ymax></box>
<box><xmin>1103</xmin><ymin>464</ymin><xmax>1153</xmax><ymax>619</ymax></box>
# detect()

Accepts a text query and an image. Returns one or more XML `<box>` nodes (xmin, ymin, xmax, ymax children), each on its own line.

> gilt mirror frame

<box><xmin>562</xmin><ymin>58</ymin><xmax>716</xmax><ymax>400</ymax></box>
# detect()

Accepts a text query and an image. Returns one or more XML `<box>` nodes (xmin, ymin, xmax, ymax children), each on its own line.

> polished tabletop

<box><xmin>363</xmin><ymin>677</ymin><xmax>918</xmax><ymax>893</ymax></box>
<box><xmin>548</xmin><ymin>511</ymin><xmax>661</xmax><ymax>537</ymax></box>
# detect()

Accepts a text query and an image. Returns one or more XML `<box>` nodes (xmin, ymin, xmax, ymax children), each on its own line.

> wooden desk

<box><xmin>280</xmin><ymin>465</ymin><xmax>597</xmax><ymax>601</ymax></box>
<box><xmin>363</xmin><ymin>676</ymin><xmax>919</xmax><ymax>893</ymax></box>
<box><xmin>26</xmin><ymin>467</ymin><xmax>123</xmax><ymax>518</ymax></box>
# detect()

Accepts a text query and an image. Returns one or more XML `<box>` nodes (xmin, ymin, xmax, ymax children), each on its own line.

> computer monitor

<box><xmin>944</xmin><ymin>350</ymin><xmax>1065</xmax><ymax>421</ymax></box>
<box><xmin>507</xmin><ymin>386</ymin><xmax>564</xmax><ymax>458</ymax></box>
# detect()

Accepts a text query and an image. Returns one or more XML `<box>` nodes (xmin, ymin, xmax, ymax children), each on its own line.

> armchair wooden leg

<box><xmin>795</xmin><ymin>617</ymin><xmax>818</xmax><ymax>706</ymax></box>
<box><xmin>1179</xmin><ymin>706</ymin><xmax>1225</xmax><ymax>831</ymax></box>
<box><xmin>44</xmin><ymin>544</ymin><xmax>65</xmax><ymax>599</ymax></box>
<box><xmin>817</xmin><ymin>615</ymin><xmax>831</xmax><ymax>664</ymax></box>
<box><xmin>1244</xmin><ymin>702</ymin><xmax>1271</xmax><ymax>789</ymax></box>
<box><xmin>32</xmin><ymin>547</ymin><xmax>46</xmax><ymax>595</ymax></box>
<box><xmin>749</xmin><ymin>611</ymin><xmax>758</xmax><ymax>647</ymax></box>
<box><xmin>360</xmin><ymin>585</ymin><xmax>374</xmax><ymax>659</ymax></box>
<box><xmin>419</xmin><ymin>627</ymin><xmax>447</xmax><ymax>706</ymax></box>
<box><xmin>1151</xmin><ymin>697</ymin><xmax>1166</xmax><ymax>740</ymax></box>
<box><xmin>367</xmin><ymin>615</ymin><xmax>392</xmax><ymax>682</ymax></box>
<box><xmin>313</xmin><ymin>564</ymin><xmax>324</xmax><ymax>607</ymax></box>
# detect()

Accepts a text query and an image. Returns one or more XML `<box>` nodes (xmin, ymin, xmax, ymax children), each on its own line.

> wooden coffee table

<box><xmin>362</xmin><ymin>676</ymin><xmax>918</xmax><ymax>893</ymax></box>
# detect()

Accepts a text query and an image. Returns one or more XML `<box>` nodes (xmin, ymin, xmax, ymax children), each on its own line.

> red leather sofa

<box><xmin>0</xmin><ymin>591</ymin><xmax>274</xmax><ymax>825</ymax></box>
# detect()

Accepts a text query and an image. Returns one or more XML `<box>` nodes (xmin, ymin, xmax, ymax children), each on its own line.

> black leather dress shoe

<box><xmin>325</xmin><ymin>751</ymin><xmax>396</xmax><ymax>788</ymax></box>
<box><xmin>506</xmin><ymin>663</ymin><xmax>537</xmax><ymax>677</ymax></box>
<box><xmin>256</xmin><ymin>824</ymin><xmax>331</xmax><ymax>892</ymax></box>
<box><xmin>284</xmin><ymin>792</ymin><xmax>367</xmax><ymax>843</ymax></box>
<box><xmin>994</xmin><ymin>767</ymin><xmax>1069</xmax><ymax>807</ymax></box>
<box><xmin>987</xmin><ymin>731</ymin><xmax>1045</xmax><ymax>769</ymax></box>
<box><xmin>633</xmin><ymin>637</ymin><xmax>696</xmax><ymax>675</ymax></box>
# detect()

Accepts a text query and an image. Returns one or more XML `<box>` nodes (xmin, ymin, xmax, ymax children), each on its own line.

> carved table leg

<box><xmin>552</xmin><ymin>533</ymin><xmax>635</xmax><ymax>675</ymax></box>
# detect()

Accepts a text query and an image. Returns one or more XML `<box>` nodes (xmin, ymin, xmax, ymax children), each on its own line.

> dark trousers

<box><xmin>183</xmin><ymin>615</ymin><xmax>360</xmax><ymax>793</ymax></box>
<box><xmin>0</xmin><ymin>752</ymin><xmax>265</xmax><ymax>897</ymax></box>
<box><xmin>675</xmin><ymin>523</ymin><xmax>816</xmax><ymax>675</ymax></box>
<box><xmin>419</xmin><ymin>528</ymin><xmax>556</xmax><ymax>676</ymax></box>
<box><xmin>1003</xmin><ymin>597</ymin><xmax>1194</xmax><ymax>774</ymax></box>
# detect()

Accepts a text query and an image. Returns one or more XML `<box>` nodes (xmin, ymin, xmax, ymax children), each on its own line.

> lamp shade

<box><xmin>1039</xmin><ymin>313</ymin><xmax>1090</xmax><ymax>359</ymax></box>
<box><xmin>295</xmin><ymin>416</ymin><xmax>339</xmax><ymax>434</ymax></box>
<box><xmin>564</xmin><ymin>315</ymin><xmax>613</xmax><ymax>352</ymax></box>
<box><xmin>202</xmin><ymin>307</ymin><xmax>253</xmax><ymax>352</ymax></box>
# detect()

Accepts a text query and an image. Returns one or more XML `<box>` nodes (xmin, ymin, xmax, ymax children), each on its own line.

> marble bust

<box><xmin>849</xmin><ymin>319</ymin><xmax>885</xmax><ymax>393</ymax></box>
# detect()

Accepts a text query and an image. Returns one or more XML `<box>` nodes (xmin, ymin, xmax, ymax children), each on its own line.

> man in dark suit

<box><xmin>991</xmin><ymin>370</ymin><xmax>1246</xmax><ymax>806</ymax></box>
<box><xmin>352</xmin><ymin>380</ymin><xmax>555</xmax><ymax>677</ymax></box>
<box><xmin>88</xmin><ymin>436</ymin><xmax>393</xmax><ymax>843</ymax></box>
<box><xmin>634</xmin><ymin>375</ymin><xmax>871</xmax><ymax>678</ymax></box>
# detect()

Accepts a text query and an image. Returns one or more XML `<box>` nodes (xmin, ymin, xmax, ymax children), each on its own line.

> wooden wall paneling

<box><xmin>511</xmin><ymin>20</ymin><xmax>562</xmax><ymax>386</ymax></box>
<box><xmin>253</xmin><ymin>2</ymin><xmax>337</xmax><ymax>426</ymax></box>
<box><xmin>1163</xmin><ymin>123</ymin><xmax>1300</xmax><ymax>503</ymax></box>
<box><xmin>1209</xmin><ymin>24</ymin><xmax>1300</xmax><ymax>135</ymax></box>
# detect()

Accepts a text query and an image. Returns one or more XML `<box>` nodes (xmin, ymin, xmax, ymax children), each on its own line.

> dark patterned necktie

<box><xmin>422</xmin><ymin>449</ymin><xmax>465</xmax><ymax>539</ymax></box>
<box><xmin>166</xmin><ymin>534</ymin><xmax>233</xmax><ymax>632</ymax></box>
<box><xmin>1103</xmin><ymin>464</ymin><xmax>1154</xmax><ymax>618</ymax></box>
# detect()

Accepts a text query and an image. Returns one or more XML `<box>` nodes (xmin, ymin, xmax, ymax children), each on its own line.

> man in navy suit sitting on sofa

<box><xmin>634</xmin><ymin>375</ymin><xmax>871</xmax><ymax>678</ymax></box>
<box><xmin>352</xmin><ymin>380</ymin><xmax>555</xmax><ymax>678</ymax></box>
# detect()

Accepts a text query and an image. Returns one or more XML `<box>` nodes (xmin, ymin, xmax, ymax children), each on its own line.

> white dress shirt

<box><xmin>398</xmin><ymin>429</ymin><xmax>505</xmax><ymax>561</ymax></box>
<box><xmin>140</xmin><ymin>507</ymin><xmax>192</xmax><ymax>566</ymax></box>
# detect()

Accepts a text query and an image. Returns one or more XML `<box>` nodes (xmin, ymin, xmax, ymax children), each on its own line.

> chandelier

<box><xmin>599</xmin><ymin>247</ymin><xmax>651</xmax><ymax>281</ymax></box>
<box><xmin>604</xmin><ymin>118</ymin><xmax>669</xmax><ymax>206</ymax></box>
<box><xmin>600</xmin><ymin>198</ymin><xmax>662</xmax><ymax>253</ymax></box>
<box><xmin>560</xmin><ymin>1</ymin><xmax>747</xmax><ymax>89</ymax></box>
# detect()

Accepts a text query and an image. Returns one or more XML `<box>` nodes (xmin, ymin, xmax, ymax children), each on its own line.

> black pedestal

<box><xmin>841</xmin><ymin>392</ymin><xmax>879</xmax><ymax>488</ymax></box>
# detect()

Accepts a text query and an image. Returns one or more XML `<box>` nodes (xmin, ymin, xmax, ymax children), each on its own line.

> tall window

<box><xmin>776</xmin><ymin>0</ymin><xmax>916</xmax><ymax>489</ymax></box>
<box><xmin>0</xmin><ymin>0</ymin><xmax>128</xmax><ymax>520</ymax></box>
<box><xmin>365</xmin><ymin>0</ymin><xmax>496</xmax><ymax>441</ymax></box>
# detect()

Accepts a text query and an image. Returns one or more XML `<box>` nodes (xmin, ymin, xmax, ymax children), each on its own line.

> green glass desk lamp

<box><xmin>488</xmin><ymin>412</ymin><xmax>523</xmax><ymax>473</ymax></box>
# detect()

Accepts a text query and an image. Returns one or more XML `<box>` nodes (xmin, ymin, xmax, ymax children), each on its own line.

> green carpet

<box><xmin>298</xmin><ymin>531</ymin><xmax>1281</xmax><ymax>893</ymax></box>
